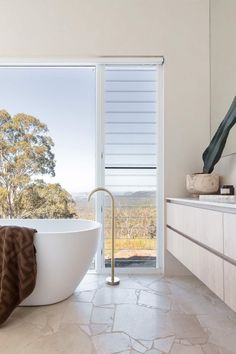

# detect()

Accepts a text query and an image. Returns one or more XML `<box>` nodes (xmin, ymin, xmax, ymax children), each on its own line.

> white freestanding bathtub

<box><xmin>0</xmin><ymin>219</ymin><xmax>101</xmax><ymax>306</ymax></box>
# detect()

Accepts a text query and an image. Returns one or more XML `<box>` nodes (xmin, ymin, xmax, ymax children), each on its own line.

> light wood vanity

<box><xmin>166</xmin><ymin>198</ymin><xmax>236</xmax><ymax>311</ymax></box>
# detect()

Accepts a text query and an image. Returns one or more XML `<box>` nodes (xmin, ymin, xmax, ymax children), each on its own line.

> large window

<box><xmin>0</xmin><ymin>60</ymin><xmax>162</xmax><ymax>271</ymax></box>
<box><xmin>0</xmin><ymin>67</ymin><xmax>96</xmax><ymax>220</ymax></box>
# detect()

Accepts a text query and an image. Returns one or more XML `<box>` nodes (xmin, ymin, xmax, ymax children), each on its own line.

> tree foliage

<box><xmin>17</xmin><ymin>180</ymin><xmax>77</xmax><ymax>219</ymax></box>
<box><xmin>0</xmin><ymin>110</ymin><xmax>76</xmax><ymax>218</ymax></box>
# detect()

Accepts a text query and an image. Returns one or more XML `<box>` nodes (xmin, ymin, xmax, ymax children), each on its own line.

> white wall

<box><xmin>211</xmin><ymin>0</ymin><xmax>236</xmax><ymax>188</ymax></box>
<box><xmin>210</xmin><ymin>0</ymin><xmax>236</xmax><ymax>157</ymax></box>
<box><xmin>0</xmin><ymin>0</ymin><xmax>210</xmax><ymax>274</ymax></box>
<box><xmin>215</xmin><ymin>154</ymin><xmax>236</xmax><ymax>188</ymax></box>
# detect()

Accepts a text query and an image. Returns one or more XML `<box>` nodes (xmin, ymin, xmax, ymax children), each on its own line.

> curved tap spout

<box><xmin>88</xmin><ymin>187</ymin><xmax>114</xmax><ymax>204</ymax></box>
<box><xmin>88</xmin><ymin>187</ymin><xmax>120</xmax><ymax>286</ymax></box>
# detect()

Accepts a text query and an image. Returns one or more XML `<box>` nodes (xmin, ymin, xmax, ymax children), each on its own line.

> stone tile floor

<box><xmin>1</xmin><ymin>274</ymin><xmax>236</xmax><ymax>353</ymax></box>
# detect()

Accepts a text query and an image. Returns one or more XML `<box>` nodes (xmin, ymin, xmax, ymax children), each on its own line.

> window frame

<box><xmin>96</xmin><ymin>59</ymin><xmax>164</xmax><ymax>274</ymax></box>
<box><xmin>0</xmin><ymin>57</ymin><xmax>164</xmax><ymax>274</ymax></box>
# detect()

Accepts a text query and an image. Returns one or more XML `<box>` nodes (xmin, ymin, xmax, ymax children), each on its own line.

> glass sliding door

<box><xmin>102</xmin><ymin>64</ymin><xmax>158</xmax><ymax>268</ymax></box>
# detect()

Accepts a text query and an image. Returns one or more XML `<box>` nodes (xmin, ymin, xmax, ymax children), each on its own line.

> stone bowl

<box><xmin>186</xmin><ymin>173</ymin><xmax>220</xmax><ymax>196</ymax></box>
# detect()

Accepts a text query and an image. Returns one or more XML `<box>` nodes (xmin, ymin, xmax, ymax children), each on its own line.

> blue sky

<box><xmin>0</xmin><ymin>67</ymin><xmax>96</xmax><ymax>193</ymax></box>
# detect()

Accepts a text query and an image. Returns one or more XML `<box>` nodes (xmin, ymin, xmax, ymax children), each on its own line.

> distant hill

<box><xmin>73</xmin><ymin>191</ymin><xmax>155</xmax><ymax>208</ymax></box>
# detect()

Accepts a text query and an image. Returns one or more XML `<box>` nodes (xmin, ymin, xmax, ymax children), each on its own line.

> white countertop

<box><xmin>166</xmin><ymin>197</ymin><xmax>236</xmax><ymax>212</ymax></box>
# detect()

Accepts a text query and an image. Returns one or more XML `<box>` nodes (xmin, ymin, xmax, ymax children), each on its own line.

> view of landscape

<box><xmin>76</xmin><ymin>192</ymin><xmax>156</xmax><ymax>268</ymax></box>
<box><xmin>0</xmin><ymin>65</ymin><xmax>157</xmax><ymax>269</ymax></box>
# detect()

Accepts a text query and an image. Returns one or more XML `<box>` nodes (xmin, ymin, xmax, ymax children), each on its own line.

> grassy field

<box><xmin>104</xmin><ymin>238</ymin><xmax>156</xmax><ymax>258</ymax></box>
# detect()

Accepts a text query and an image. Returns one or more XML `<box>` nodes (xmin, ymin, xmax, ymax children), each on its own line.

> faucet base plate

<box><xmin>106</xmin><ymin>276</ymin><xmax>120</xmax><ymax>286</ymax></box>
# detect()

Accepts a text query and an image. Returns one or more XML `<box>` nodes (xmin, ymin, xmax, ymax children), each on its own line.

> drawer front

<box><xmin>166</xmin><ymin>203</ymin><xmax>223</xmax><ymax>253</ymax></box>
<box><xmin>224</xmin><ymin>261</ymin><xmax>236</xmax><ymax>312</ymax></box>
<box><xmin>167</xmin><ymin>228</ymin><xmax>224</xmax><ymax>299</ymax></box>
<box><xmin>224</xmin><ymin>213</ymin><xmax>236</xmax><ymax>260</ymax></box>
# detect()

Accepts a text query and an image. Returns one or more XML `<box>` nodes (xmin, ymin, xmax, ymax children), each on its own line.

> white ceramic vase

<box><xmin>186</xmin><ymin>173</ymin><xmax>220</xmax><ymax>196</ymax></box>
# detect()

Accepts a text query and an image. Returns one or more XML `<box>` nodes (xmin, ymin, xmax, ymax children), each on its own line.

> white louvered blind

<box><xmin>104</xmin><ymin>65</ymin><xmax>157</xmax><ymax>192</ymax></box>
<box><xmin>103</xmin><ymin>64</ymin><xmax>158</xmax><ymax>268</ymax></box>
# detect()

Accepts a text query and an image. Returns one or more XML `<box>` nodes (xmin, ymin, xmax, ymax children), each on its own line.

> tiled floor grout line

<box><xmin>3</xmin><ymin>274</ymin><xmax>236</xmax><ymax>354</ymax></box>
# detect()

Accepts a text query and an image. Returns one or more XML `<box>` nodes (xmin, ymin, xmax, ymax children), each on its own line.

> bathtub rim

<box><xmin>0</xmin><ymin>218</ymin><xmax>101</xmax><ymax>235</ymax></box>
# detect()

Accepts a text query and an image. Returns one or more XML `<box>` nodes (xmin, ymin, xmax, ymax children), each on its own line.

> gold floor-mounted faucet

<box><xmin>88</xmin><ymin>187</ymin><xmax>120</xmax><ymax>286</ymax></box>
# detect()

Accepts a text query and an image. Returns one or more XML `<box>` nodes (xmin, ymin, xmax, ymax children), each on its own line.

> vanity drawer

<box><xmin>224</xmin><ymin>261</ymin><xmax>236</xmax><ymax>312</ymax></box>
<box><xmin>167</xmin><ymin>228</ymin><xmax>224</xmax><ymax>299</ymax></box>
<box><xmin>224</xmin><ymin>213</ymin><xmax>236</xmax><ymax>260</ymax></box>
<box><xmin>166</xmin><ymin>203</ymin><xmax>223</xmax><ymax>253</ymax></box>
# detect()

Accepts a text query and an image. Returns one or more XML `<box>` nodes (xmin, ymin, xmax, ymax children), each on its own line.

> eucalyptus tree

<box><xmin>0</xmin><ymin>110</ymin><xmax>55</xmax><ymax>218</ymax></box>
<box><xmin>18</xmin><ymin>180</ymin><xmax>77</xmax><ymax>219</ymax></box>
